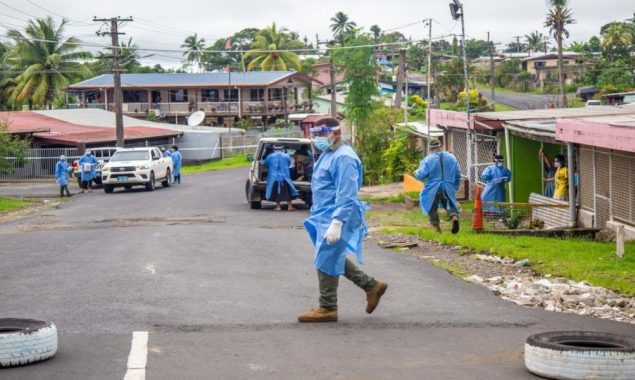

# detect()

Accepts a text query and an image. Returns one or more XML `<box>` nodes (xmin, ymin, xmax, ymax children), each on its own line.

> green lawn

<box><xmin>368</xmin><ymin>204</ymin><xmax>635</xmax><ymax>296</ymax></box>
<box><xmin>0</xmin><ymin>197</ymin><xmax>33</xmax><ymax>214</ymax></box>
<box><xmin>181</xmin><ymin>154</ymin><xmax>252</xmax><ymax>174</ymax></box>
<box><xmin>493</xmin><ymin>103</ymin><xmax>516</xmax><ymax>112</ymax></box>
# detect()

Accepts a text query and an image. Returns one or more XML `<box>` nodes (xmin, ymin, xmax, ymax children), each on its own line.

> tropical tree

<box><xmin>181</xmin><ymin>33</ymin><xmax>206</xmax><ymax>72</ymax></box>
<box><xmin>370</xmin><ymin>24</ymin><xmax>382</xmax><ymax>40</ymax></box>
<box><xmin>330</xmin><ymin>11</ymin><xmax>357</xmax><ymax>45</ymax></box>
<box><xmin>0</xmin><ymin>121</ymin><xmax>29</xmax><ymax>174</ymax></box>
<box><xmin>2</xmin><ymin>17</ymin><xmax>91</xmax><ymax>109</ymax></box>
<box><xmin>243</xmin><ymin>23</ymin><xmax>304</xmax><ymax>71</ymax></box>
<box><xmin>525</xmin><ymin>31</ymin><xmax>545</xmax><ymax>54</ymax></box>
<box><xmin>601</xmin><ymin>23</ymin><xmax>633</xmax><ymax>61</ymax></box>
<box><xmin>544</xmin><ymin>0</ymin><xmax>575</xmax><ymax>107</ymax></box>
<box><xmin>566</xmin><ymin>41</ymin><xmax>587</xmax><ymax>53</ymax></box>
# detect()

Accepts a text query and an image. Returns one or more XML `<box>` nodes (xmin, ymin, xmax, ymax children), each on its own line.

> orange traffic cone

<box><xmin>472</xmin><ymin>186</ymin><xmax>484</xmax><ymax>231</ymax></box>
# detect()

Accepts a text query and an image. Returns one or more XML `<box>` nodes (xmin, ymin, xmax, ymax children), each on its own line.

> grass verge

<box><xmin>0</xmin><ymin>197</ymin><xmax>33</xmax><ymax>214</ymax></box>
<box><xmin>181</xmin><ymin>154</ymin><xmax>251</xmax><ymax>174</ymax></box>
<box><xmin>493</xmin><ymin>103</ymin><xmax>516</xmax><ymax>112</ymax></box>
<box><xmin>368</xmin><ymin>205</ymin><xmax>635</xmax><ymax>296</ymax></box>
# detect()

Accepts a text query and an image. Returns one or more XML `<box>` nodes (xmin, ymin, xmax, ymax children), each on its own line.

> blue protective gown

<box><xmin>78</xmin><ymin>154</ymin><xmax>98</xmax><ymax>182</ymax></box>
<box><xmin>304</xmin><ymin>144</ymin><xmax>368</xmax><ymax>276</ymax></box>
<box><xmin>55</xmin><ymin>161</ymin><xmax>69</xmax><ymax>186</ymax></box>
<box><xmin>480</xmin><ymin>164</ymin><xmax>512</xmax><ymax>213</ymax></box>
<box><xmin>263</xmin><ymin>151</ymin><xmax>299</xmax><ymax>200</ymax></box>
<box><xmin>414</xmin><ymin>151</ymin><xmax>462</xmax><ymax>216</ymax></box>
<box><xmin>170</xmin><ymin>151</ymin><xmax>182</xmax><ymax>177</ymax></box>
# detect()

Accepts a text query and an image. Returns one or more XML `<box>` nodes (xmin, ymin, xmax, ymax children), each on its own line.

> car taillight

<box><xmin>72</xmin><ymin>160</ymin><xmax>78</xmax><ymax>169</ymax></box>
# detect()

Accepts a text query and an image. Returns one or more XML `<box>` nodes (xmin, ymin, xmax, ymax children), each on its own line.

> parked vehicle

<box><xmin>585</xmin><ymin>99</ymin><xmax>602</xmax><ymax>107</ymax></box>
<box><xmin>72</xmin><ymin>147</ymin><xmax>118</xmax><ymax>186</ymax></box>
<box><xmin>245</xmin><ymin>138</ymin><xmax>315</xmax><ymax>209</ymax></box>
<box><xmin>101</xmin><ymin>147</ymin><xmax>173</xmax><ymax>193</ymax></box>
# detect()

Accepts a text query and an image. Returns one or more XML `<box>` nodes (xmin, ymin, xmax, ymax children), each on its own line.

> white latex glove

<box><xmin>325</xmin><ymin>219</ymin><xmax>343</xmax><ymax>245</ymax></box>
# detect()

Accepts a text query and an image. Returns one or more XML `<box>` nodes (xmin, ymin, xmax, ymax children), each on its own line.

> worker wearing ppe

<box><xmin>300</xmin><ymin>118</ymin><xmax>388</xmax><ymax>323</ymax></box>
<box><xmin>55</xmin><ymin>155</ymin><xmax>71</xmax><ymax>197</ymax></box>
<box><xmin>481</xmin><ymin>155</ymin><xmax>511</xmax><ymax>214</ymax></box>
<box><xmin>167</xmin><ymin>145</ymin><xmax>183</xmax><ymax>184</ymax></box>
<box><xmin>414</xmin><ymin>139</ymin><xmax>462</xmax><ymax>234</ymax></box>
<box><xmin>78</xmin><ymin>150</ymin><xmax>98</xmax><ymax>193</ymax></box>
<box><xmin>263</xmin><ymin>144</ymin><xmax>298</xmax><ymax>211</ymax></box>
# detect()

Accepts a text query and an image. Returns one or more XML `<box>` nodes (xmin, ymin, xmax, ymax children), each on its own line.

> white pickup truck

<box><xmin>101</xmin><ymin>147</ymin><xmax>173</xmax><ymax>193</ymax></box>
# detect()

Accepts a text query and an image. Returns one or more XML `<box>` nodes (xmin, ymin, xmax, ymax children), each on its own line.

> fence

<box><xmin>1</xmin><ymin>148</ymin><xmax>80</xmax><ymax>181</ymax></box>
<box><xmin>480</xmin><ymin>202</ymin><xmax>570</xmax><ymax>231</ymax></box>
<box><xmin>448</xmin><ymin>128</ymin><xmax>499</xmax><ymax>188</ymax></box>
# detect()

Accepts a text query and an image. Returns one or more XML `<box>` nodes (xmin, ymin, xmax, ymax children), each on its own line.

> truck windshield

<box><xmin>110</xmin><ymin>151</ymin><xmax>149</xmax><ymax>161</ymax></box>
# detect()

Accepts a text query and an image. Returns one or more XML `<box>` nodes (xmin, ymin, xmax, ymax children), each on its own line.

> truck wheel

<box><xmin>104</xmin><ymin>185</ymin><xmax>114</xmax><ymax>193</ymax></box>
<box><xmin>162</xmin><ymin>168</ymin><xmax>172</xmax><ymax>188</ymax></box>
<box><xmin>145</xmin><ymin>172</ymin><xmax>156</xmax><ymax>191</ymax></box>
<box><xmin>245</xmin><ymin>180</ymin><xmax>261</xmax><ymax>209</ymax></box>
<box><xmin>0</xmin><ymin>319</ymin><xmax>58</xmax><ymax>368</ymax></box>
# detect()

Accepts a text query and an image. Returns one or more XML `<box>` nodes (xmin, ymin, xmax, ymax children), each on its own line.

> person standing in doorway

<box><xmin>263</xmin><ymin>144</ymin><xmax>298</xmax><ymax>211</ymax></box>
<box><xmin>544</xmin><ymin>154</ymin><xmax>568</xmax><ymax>201</ymax></box>
<box><xmin>414</xmin><ymin>138</ymin><xmax>462</xmax><ymax>234</ymax></box>
<box><xmin>481</xmin><ymin>155</ymin><xmax>512</xmax><ymax>214</ymax></box>
<box><xmin>55</xmin><ymin>155</ymin><xmax>72</xmax><ymax>197</ymax></box>
<box><xmin>299</xmin><ymin>119</ymin><xmax>388</xmax><ymax>323</ymax></box>
<box><xmin>78</xmin><ymin>150</ymin><xmax>98</xmax><ymax>193</ymax></box>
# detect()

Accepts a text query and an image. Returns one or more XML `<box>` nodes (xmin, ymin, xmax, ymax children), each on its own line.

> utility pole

<box><xmin>94</xmin><ymin>16</ymin><xmax>133</xmax><ymax>148</ymax></box>
<box><xmin>329</xmin><ymin>58</ymin><xmax>337</xmax><ymax>117</ymax></box>
<box><xmin>426</xmin><ymin>18</ymin><xmax>433</xmax><ymax>153</ymax></box>
<box><xmin>395</xmin><ymin>49</ymin><xmax>406</xmax><ymax>109</ymax></box>
<box><xmin>488</xmin><ymin>31</ymin><xmax>495</xmax><ymax>107</ymax></box>
<box><xmin>514</xmin><ymin>35</ymin><xmax>522</xmax><ymax>53</ymax></box>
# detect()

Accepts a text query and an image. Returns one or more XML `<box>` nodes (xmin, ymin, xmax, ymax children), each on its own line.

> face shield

<box><xmin>310</xmin><ymin>125</ymin><xmax>340</xmax><ymax>151</ymax></box>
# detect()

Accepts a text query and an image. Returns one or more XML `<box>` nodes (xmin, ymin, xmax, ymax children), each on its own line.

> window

<box><xmin>152</xmin><ymin>150</ymin><xmax>160</xmax><ymax>160</ymax></box>
<box><xmin>534</xmin><ymin>61</ymin><xmax>546</xmax><ymax>69</ymax></box>
<box><xmin>223</xmin><ymin>89</ymin><xmax>238</xmax><ymax>101</ymax></box>
<box><xmin>169</xmin><ymin>89</ymin><xmax>188</xmax><ymax>102</ymax></box>
<box><xmin>269</xmin><ymin>88</ymin><xmax>283</xmax><ymax>101</ymax></box>
<box><xmin>123</xmin><ymin>90</ymin><xmax>142</xmax><ymax>103</ymax></box>
<box><xmin>250</xmin><ymin>88</ymin><xmax>264</xmax><ymax>101</ymax></box>
<box><xmin>201</xmin><ymin>89</ymin><xmax>219</xmax><ymax>102</ymax></box>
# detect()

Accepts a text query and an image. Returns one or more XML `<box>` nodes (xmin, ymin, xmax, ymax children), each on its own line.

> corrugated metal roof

<box><xmin>35</xmin><ymin>126</ymin><xmax>179</xmax><ymax>144</ymax></box>
<box><xmin>475</xmin><ymin>106</ymin><xmax>635</xmax><ymax>122</ymax></box>
<box><xmin>68</xmin><ymin>71</ymin><xmax>308</xmax><ymax>88</ymax></box>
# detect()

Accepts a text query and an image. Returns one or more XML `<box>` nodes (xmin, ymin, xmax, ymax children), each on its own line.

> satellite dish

<box><xmin>187</xmin><ymin>111</ymin><xmax>206</xmax><ymax>126</ymax></box>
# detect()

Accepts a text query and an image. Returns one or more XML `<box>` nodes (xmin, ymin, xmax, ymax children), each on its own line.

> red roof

<box><xmin>311</xmin><ymin>63</ymin><xmax>346</xmax><ymax>87</ymax></box>
<box><xmin>0</xmin><ymin>111</ymin><xmax>179</xmax><ymax>146</ymax></box>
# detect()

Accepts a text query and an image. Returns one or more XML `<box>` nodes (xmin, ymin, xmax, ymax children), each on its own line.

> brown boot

<box><xmin>297</xmin><ymin>307</ymin><xmax>338</xmax><ymax>323</ymax></box>
<box><xmin>366</xmin><ymin>281</ymin><xmax>388</xmax><ymax>314</ymax></box>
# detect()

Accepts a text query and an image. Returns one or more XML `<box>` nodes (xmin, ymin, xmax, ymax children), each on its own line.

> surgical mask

<box><xmin>314</xmin><ymin>137</ymin><xmax>331</xmax><ymax>152</ymax></box>
<box><xmin>554</xmin><ymin>162</ymin><xmax>561</xmax><ymax>168</ymax></box>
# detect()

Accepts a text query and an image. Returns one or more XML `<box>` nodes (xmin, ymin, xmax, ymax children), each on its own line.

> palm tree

<box><xmin>3</xmin><ymin>17</ymin><xmax>91</xmax><ymax>109</ymax></box>
<box><xmin>370</xmin><ymin>25</ymin><xmax>382</xmax><ymax>40</ymax></box>
<box><xmin>181</xmin><ymin>33</ymin><xmax>206</xmax><ymax>72</ymax></box>
<box><xmin>566</xmin><ymin>41</ymin><xmax>586</xmax><ymax>53</ymax></box>
<box><xmin>243</xmin><ymin>23</ymin><xmax>304</xmax><ymax>71</ymax></box>
<box><xmin>601</xmin><ymin>23</ymin><xmax>633</xmax><ymax>61</ymax></box>
<box><xmin>330</xmin><ymin>11</ymin><xmax>356</xmax><ymax>45</ymax></box>
<box><xmin>525</xmin><ymin>31</ymin><xmax>545</xmax><ymax>54</ymax></box>
<box><xmin>544</xmin><ymin>0</ymin><xmax>575</xmax><ymax>107</ymax></box>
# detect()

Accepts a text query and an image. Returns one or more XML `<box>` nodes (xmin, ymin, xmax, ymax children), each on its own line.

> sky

<box><xmin>0</xmin><ymin>0</ymin><xmax>632</xmax><ymax>68</ymax></box>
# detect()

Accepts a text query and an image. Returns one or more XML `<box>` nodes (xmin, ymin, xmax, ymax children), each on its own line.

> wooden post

<box><xmin>616</xmin><ymin>223</ymin><xmax>625</xmax><ymax>259</ymax></box>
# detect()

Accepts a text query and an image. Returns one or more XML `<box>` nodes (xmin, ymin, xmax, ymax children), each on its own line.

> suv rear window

<box><xmin>111</xmin><ymin>151</ymin><xmax>149</xmax><ymax>161</ymax></box>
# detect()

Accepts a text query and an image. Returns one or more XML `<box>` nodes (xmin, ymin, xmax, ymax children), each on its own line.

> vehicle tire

<box><xmin>245</xmin><ymin>180</ymin><xmax>261</xmax><ymax>209</ymax></box>
<box><xmin>145</xmin><ymin>172</ymin><xmax>155</xmax><ymax>192</ymax></box>
<box><xmin>77</xmin><ymin>177</ymin><xmax>82</xmax><ymax>186</ymax></box>
<box><xmin>0</xmin><ymin>319</ymin><xmax>58</xmax><ymax>368</ymax></box>
<box><xmin>104</xmin><ymin>185</ymin><xmax>114</xmax><ymax>193</ymax></box>
<box><xmin>524</xmin><ymin>331</ymin><xmax>635</xmax><ymax>380</ymax></box>
<box><xmin>302</xmin><ymin>193</ymin><xmax>312</xmax><ymax>208</ymax></box>
<box><xmin>162</xmin><ymin>168</ymin><xmax>172</xmax><ymax>188</ymax></box>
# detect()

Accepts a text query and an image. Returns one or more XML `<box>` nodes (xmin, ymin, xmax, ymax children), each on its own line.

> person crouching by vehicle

<box><xmin>263</xmin><ymin>144</ymin><xmax>298</xmax><ymax>211</ymax></box>
<box><xmin>78</xmin><ymin>149</ymin><xmax>98</xmax><ymax>193</ymax></box>
<box><xmin>55</xmin><ymin>155</ymin><xmax>72</xmax><ymax>197</ymax></box>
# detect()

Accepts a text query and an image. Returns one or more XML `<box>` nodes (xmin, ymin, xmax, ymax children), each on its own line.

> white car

<box><xmin>101</xmin><ymin>147</ymin><xmax>173</xmax><ymax>193</ymax></box>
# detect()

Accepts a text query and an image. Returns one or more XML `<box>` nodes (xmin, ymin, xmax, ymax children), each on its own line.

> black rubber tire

<box><xmin>525</xmin><ymin>331</ymin><xmax>635</xmax><ymax>380</ymax></box>
<box><xmin>162</xmin><ymin>168</ymin><xmax>172</xmax><ymax>188</ymax></box>
<box><xmin>104</xmin><ymin>185</ymin><xmax>114</xmax><ymax>193</ymax></box>
<box><xmin>145</xmin><ymin>172</ymin><xmax>156</xmax><ymax>191</ymax></box>
<box><xmin>245</xmin><ymin>179</ymin><xmax>261</xmax><ymax>209</ymax></box>
<box><xmin>0</xmin><ymin>319</ymin><xmax>58</xmax><ymax>368</ymax></box>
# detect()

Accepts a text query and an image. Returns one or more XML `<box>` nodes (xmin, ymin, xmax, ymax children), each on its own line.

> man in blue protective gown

<box><xmin>414</xmin><ymin>139</ymin><xmax>462</xmax><ymax>234</ymax></box>
<box><xmin>78</xmin><ymin>149</ymin><xmax>98</xmax><ymax>193</ymax></box>
<box><xmin>167</xmin><ymin>145</ymin><xmax>183</xmax><ymax>184</ymax></box>
<box><xmin>481</xmin><ymin>155</ymin><xmax>511</xmax><ymax>214</ymax></box>
<box><xmin>55</xmin><ymin>155</ymin><xmax>72</xmax><ymax>197</ymax></box>
<box><xmin>299</xmin><ymin>118</ymin><xmax>388</xmax><ymax>323</ymax></box>
<box><xmin>263</xmin><ymin>144</ymin><xmax>298</xmax><ymax>211</ymax></box>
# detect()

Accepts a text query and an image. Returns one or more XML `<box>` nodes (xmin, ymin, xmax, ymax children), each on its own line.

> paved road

<box><xmin>1</xmin><ymin>169</ymin><xmax>634</xmax><ymax>379</ymax></box>
<box><xmin>477</xmin><ymin>86</ymin><xmax>557</xmax><ymax>110</ymax></box>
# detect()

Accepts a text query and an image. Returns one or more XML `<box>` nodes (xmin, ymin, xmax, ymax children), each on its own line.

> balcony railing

<box><xmin>197</xmin><ymin>102</ymin><xmax>239</xmax><ymax>113</ymax></box>
<box><xmin>156</xmin><ymin>103</ymin><xmax>190</xmax><ymax>113</ymax></box>
<box><xmin>121</xmin><ymin>103</ymin><xmax>150</xmax><ymax>113</ymax></box>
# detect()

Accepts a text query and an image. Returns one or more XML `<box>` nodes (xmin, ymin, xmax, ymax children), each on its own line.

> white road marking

<box><xmin>145</xmin><ymin>264</ymin><xmax>156</xmax><ymax>275</ymax></box>
<box><xmin>124</xmin><ymin>331</ymin><xmax>148</xmax><ymax>380</ymax></box>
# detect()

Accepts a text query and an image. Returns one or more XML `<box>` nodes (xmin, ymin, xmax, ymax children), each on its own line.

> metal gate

<box><xmin>0</xmin><ymin>148</ymin><xmax>80</xmax><ymax>181</ymax></box>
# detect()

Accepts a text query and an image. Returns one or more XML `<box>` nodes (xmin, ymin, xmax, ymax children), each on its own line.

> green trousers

<box><xmin>429</xmin><ymin>189</ymin><xmax>459</xmax><ymax>227</ymax></box>
<box><xmin>318</xmin><ymin>258</ymin><xmax>377</xmax><ymax>311</ymax></box>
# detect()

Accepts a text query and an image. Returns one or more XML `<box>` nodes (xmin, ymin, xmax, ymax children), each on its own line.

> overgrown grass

<box><xmin>361</xmin><ymin>193</ymin><xmax>405</xmax><ymax>203</ymax></box>
<box><xmin>181</xmin><ymin>154</ymin><xmax>251</xmax><ymax>174</ymax></box>
<box><xmin>368</xmin><ymin>204</ymin><xmax>635</xmax><ymax>296</ymax></box>
<box><xmin>493</xmin><ymin>103</ymin><xmax>516</xmax><ymax>112</ymax></box>
<box><xmin>0</xmin><ymin>197</ymin><xmax>33</xmax><ymax>214</ymax></box>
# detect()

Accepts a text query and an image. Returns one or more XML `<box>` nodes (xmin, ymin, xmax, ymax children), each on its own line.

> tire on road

<box><xmin>0</xmin><ymin>319</ymin><xmax>58</xmax><ymax>368</ymax></box>
<box><xmin>145</xmin><ymin>172</ymin><xmax>156</xmax><ymax>192</ymax></box>
<box><xmin>245</xmin><ymin>180</ymin><xmax>261</xmax><ymax>209</ymax></box>
<box><xmin>162</xmin><ymin>168</ymin><xmax>172</xmax><ymax>188</ymax></box>
<box><xmin>524</xmin><ymin>331</ymin><xmax>635</xmax><ymax>380</ymax></box>
<box><xmin>104</xmin><ymin>184</ymin><xmax>114</xmax><ymax>193</ymax></box>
